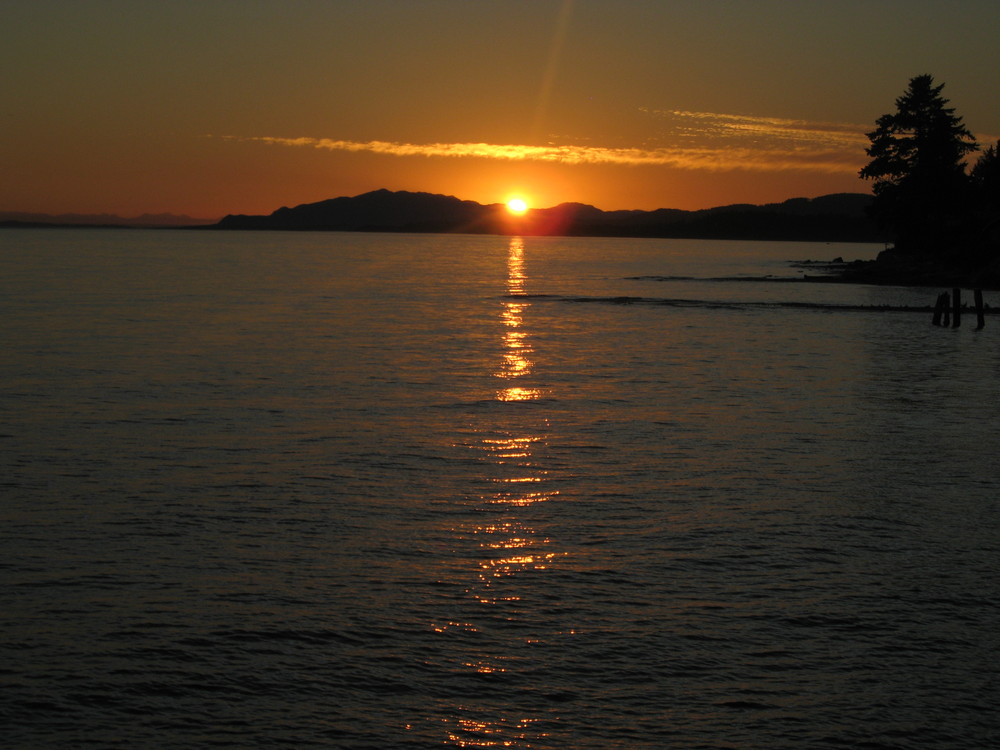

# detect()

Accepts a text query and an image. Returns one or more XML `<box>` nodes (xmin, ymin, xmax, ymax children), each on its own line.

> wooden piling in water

<box><xmin>975</xmin><ymin>289</ymin><xmax>985</xmax><ymax>330</ymax></box>
<box><xmin>932</xmin><ymin>292</ymin><xmax>948</xmax><ymax>326</ymax></box>
<box><xmin>952</xmin><ymin>288</ymin><xmax>961</xmax><ymax>328</ymax></box>
<box><xmin>941</xmin><ymin>292</ymin><xmax>950</xmax><ymax>327</ymax></box>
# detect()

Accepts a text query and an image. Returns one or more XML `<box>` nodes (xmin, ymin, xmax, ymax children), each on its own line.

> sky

<box><xmin>3</xmin><ymin>0</ymin><xmax>999</xmax><ymax>219</ymax></box>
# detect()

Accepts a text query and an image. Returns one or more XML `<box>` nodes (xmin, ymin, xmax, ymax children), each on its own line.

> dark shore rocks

<box><xmin>817</xmin><ymin>248</ymin><xmax>1000</xmax><ymax>290</ymax></box>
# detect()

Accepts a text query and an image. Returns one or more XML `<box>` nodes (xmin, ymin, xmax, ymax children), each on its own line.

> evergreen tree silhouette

<box><xmin>860</xmin><ymin>75</ymin><xmax>978</xmax><ymax>259</ymax></box>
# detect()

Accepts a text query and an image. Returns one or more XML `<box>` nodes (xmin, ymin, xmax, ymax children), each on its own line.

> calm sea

<box><xmin>2</xmin><ymin>229</ymin><xmax>998</xmax><ymax>749</ymax></box>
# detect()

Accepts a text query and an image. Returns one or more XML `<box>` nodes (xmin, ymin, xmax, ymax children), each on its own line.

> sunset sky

<box><xmin>3</xmin><ymin>0</ymin><xmax>999</xmax><ymax>219</ymax></box>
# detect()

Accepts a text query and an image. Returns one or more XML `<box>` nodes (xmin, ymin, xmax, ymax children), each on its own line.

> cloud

<box><xmin>644</xmin><ymin>109</ymin><xmax>868</xmax><ymax>147</ymax></box>
<box><xmin>218</xmin><ymin>111</ymin><xmax>869</xmax><ymax>174</ymax></box>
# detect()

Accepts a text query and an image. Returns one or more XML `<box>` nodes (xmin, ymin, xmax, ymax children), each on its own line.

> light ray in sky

<box><xmin>531</xmin><ymin>0</ymin><xmax>575</xmax><ymax>141</ymax></box>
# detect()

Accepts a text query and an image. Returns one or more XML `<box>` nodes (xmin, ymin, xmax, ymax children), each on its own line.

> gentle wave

<box><xmin>506</xmin><ymin>292</ymin><xmax>944</xmax><ymax>313</ymax></box>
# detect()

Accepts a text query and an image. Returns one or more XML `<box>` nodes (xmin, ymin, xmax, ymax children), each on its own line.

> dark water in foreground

<box><xmin>2</xmin><ymin>230</ymin><xmax>998</xmax><ymax>748</ymax></box>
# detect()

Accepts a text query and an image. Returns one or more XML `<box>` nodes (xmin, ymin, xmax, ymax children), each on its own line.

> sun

<box><xmin>506</xmin><ymin>197</ymin><xmax>529</xmax><ymax>215</ymax></box>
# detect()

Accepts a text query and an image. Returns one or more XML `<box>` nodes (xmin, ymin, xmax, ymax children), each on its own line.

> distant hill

<box><xmin>213</xmin><ymin>189</ymin><xmax>883</xmax><ymax>242</ymax></box>
<box><xmin>0</xmin><ymin>211</ymin><xmax>216</xmax><ymax>228</ymax></box>
<box><xmin>216</xmin><ymin>189</ymin><xmax>489</xmax><ymax>233</ymax></box>
<box><xmin>1</xmin><ymin>191</ymin><xmax>884</xmax><ymax>242</ymax></box>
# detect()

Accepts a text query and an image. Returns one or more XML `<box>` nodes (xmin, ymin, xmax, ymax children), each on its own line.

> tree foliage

<box><xmin>971</xmin><ymin>141</ymin><xmax>1000</xmax><ymax>206</ymax></box>
<box><xmin>859</xmin><ymin>75</ymin><xmax>978</xmax><ymax>257</ymax></box>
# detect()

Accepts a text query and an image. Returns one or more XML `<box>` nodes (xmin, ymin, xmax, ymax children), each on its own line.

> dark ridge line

<box><xmin>208</xmin><ymin>188</ymin><xmax>882</xmax><ymax>241</ymax></box>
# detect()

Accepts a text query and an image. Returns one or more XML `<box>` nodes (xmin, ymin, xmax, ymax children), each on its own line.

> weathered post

<box><xmin>932</xmin><ymin>292</ymin><xmax>948</xmax><ymax>326</ymax></box>
<box><xmin>952</xmin><ymin>288</ymin><xmax>961</xmax><ymax>328</ymax></box>
<box><xmin>975</xmin><ymin>289</ymin><xmax>985</xmax><ymax>330</ymax></box>
<box><xmin>941</xmin><ymin>291</ymin><xmax>951</xmax><ymax>327</ymax></box>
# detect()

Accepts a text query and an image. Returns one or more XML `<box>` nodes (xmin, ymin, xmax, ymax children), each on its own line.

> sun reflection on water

<box><xmin>496</xmin><ymin>386</ymin><xmax>543</xmax><ymax>402</ymax></box>
<box><xmin>482</xmin><ymin>436</ymin><xmax>537</xmax><ymax>460</ymax></box>
<box><xmin>431</xmin><ymin>237</ymin><xmax>562</xmax><ymax>748</ymax></box>
<box><xmin>446</xmin><ymin>715</ymin><xmax>545</xmax><ymax>748</ymax></box>
<box><xmin>494</xmin><ymin>237</ymin><xmax>538</xmax><ymax>400</ymax></box>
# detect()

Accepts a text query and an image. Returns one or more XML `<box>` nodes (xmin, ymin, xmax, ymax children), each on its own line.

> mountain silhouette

<box><xmin>213</xmin><ymin>189</ymin><xmax>883</xmax><ymax>242</ymax></box>
<box><xmin>2</xmin><ymin>191</ymin><xmax>882</xmax><ymax>242</ymax></box>
<box><xmin>215</xmin><ymin>189</ymin><xmax>492</xmax><ymax>233</ymax></box>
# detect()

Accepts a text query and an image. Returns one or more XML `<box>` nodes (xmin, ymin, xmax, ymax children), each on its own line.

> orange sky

<box><xmin>3</xmin><ymin>1</ymin><xmax>999</xmax><ymax>219</ymax></box>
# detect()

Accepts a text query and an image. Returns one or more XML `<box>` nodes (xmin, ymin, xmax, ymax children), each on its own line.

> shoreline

<box><xmin>796</xmin><ymin>254</ymin><xmax>1000</xmax><ymax>291</ymax></box>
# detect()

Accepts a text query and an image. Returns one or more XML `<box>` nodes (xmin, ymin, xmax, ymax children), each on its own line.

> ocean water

<box><xmin>1</xmin><ymin>229</ymin><xmax>998</xmax><ymax>749</ymax></box>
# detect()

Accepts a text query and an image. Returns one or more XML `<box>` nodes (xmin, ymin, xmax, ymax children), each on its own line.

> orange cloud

<box><xmin>217</xmin><ymin>110</ymin><xmax>870</xmax><ymax>174</ymax></box>
<box><xmin>644</xmin><ymin>109</ymin><xmax>868</xmax><ymax>148</ymax></box>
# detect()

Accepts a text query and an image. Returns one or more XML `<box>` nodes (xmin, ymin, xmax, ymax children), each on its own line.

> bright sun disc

<box><xmin>506</xmin><ymin>198</ymin><xmax>528</xmax><ymax>214</ymax></box>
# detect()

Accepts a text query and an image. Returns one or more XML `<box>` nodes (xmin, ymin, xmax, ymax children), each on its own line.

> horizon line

<box><xmin>1</xmin><ymin>186</ymin><xmax>875</xmax><ymax>226</ymax></box>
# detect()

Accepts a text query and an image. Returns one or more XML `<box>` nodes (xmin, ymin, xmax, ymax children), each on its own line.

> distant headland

<box><xmin>0</xmin><ymin>211</ymin><xmax>215</xmax><ymax>229</ymax></box>
<box><xmin>208</xmin><ymin>189</ymin><xmax>882</xmax><ymax>243</ymax></box>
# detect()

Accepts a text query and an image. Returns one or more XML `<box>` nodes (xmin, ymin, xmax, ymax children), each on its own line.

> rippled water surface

<box><xmin>2</xmin><ymin>230</ymin><xmax>999</xmax><ymax>748</ymax></box>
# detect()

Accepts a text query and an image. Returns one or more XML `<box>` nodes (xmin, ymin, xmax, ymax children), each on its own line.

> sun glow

<box><xmin>506</xmin><ymin>197</ymin><xmax>529</xmax><ymax>214</ymax></box>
